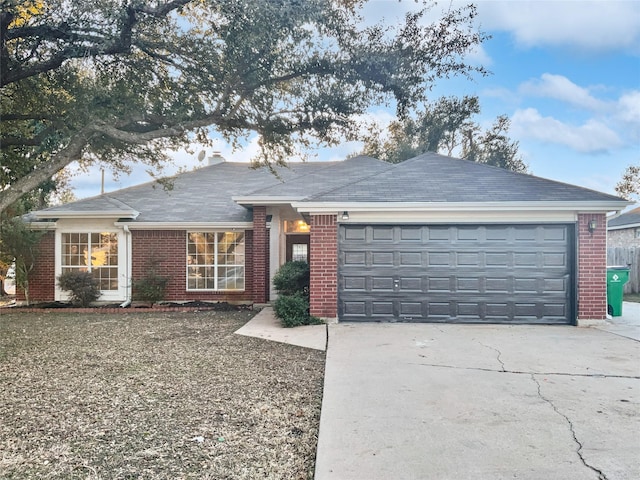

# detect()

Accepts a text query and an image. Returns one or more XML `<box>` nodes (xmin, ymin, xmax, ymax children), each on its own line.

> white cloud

<box><xmin>511</xmin><ymin>108</ymin><xmax>623</xmax><ymax>153</ymax></box>
<box><xmin>617</xmin><ymin>91</ymin><xmax>640</xmax><ymax>123</ymax></box>
<box><xmin>519</xmin><ymin>74</ymin><xmax>608</xmax><ymax>111</ymax></box>
<box><xmin>474</xmin><ymin>0</ymin><xmax>640</xmax><ymax>53</ymax></box>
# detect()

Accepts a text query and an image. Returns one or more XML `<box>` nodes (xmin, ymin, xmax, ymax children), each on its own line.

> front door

<box><xmin>286</xmin><ymin>234</ymin><xmax>310</xmax><ymax>263</ymax></box>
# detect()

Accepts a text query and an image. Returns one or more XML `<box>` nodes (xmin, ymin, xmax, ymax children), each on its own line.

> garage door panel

<box><xmin>343</xmin><ymin>276</ymin><xmax>366</xmax><ymax>291</ymax></box>
<box><xmin>343</xmin><ymin>301</ymin><xmax>366</xmax><ymax>316</ymax></box>
<box><xmin>371</xmin><ymin>226</ymin><xmax>394</xmax><ymax>241</ymax></box>
<box><xmin>371</xmin><ymin>301</ymin><xmax>394</xmax><ymax>316</ymax></box>
<box><xmin>372</xmin><ymin>277</ymin><xmax>394</xmax><ymax>291</ymax></box>
<box><xmin>400</xmin><ymin>252</ymin><xmax>422</xmax><ymax>266</ymax></box>
<box><xmin>343</xmin><ymin>251</ymin><xmax>366</xmax><ymax>266</ymax></box>
<box><xmin>339</xmin><ymin>224</ymin><xmax>574</xmax><ymax>324</ymax></box>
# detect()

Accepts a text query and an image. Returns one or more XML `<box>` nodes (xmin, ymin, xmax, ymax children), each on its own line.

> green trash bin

<box><xmin>606</xmin><ymin>266</ymin><xmax>630</xmax><ymax>317</ymax></box>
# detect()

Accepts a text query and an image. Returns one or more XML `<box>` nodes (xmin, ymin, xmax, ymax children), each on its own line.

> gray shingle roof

<box><xmin>245</xmin><ymin>155</ymin><xmax>392</xmax><ymax>198</ymax></box>
<box><xmin>34</xmin><ymin>152</ymin><xmax>627</xmax><ymax>223</ymax></box>
<box><xmin>38</xmin><ymin>162</ymin><xmax>320</xmax><ymax>223</ymax></box>
<box><xmin>309</xmin><ymin>152</ymin><xmax>626</xmax><ymax>203</ymax></box>
<box><xmin>608</xmin><ymin>207</ymin><xmax>640</xmax><ymax>228</ymax></box>
<box><xmin>35</xmin><ymin>157</ymin><xmax>387</xmax><ymax>223</ymax></box>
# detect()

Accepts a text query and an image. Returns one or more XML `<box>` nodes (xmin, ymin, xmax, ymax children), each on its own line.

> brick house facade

<box><xmin>23</xmin><ymin>153</ymin><xmax>629</xmax><ymax>324</ymax></box>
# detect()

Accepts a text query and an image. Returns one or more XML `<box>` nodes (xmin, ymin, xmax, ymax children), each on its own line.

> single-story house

<box><xmin>607</xmin><ymin>206</ymin><xmax>640</xmax><ymax>247</ymax></box>
<box><xmin>23</xmin><ymin>152</ymin><xmax>630</xmax><ymax>325</ymax></box>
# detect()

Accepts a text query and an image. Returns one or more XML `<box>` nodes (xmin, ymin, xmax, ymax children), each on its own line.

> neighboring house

<box><xmin>24</xmin><ymin>152</ymin><xmax>630</xmax><ymax>325</ymax></box>
<box><xmin>607</xmin><ymin>207</ymin><xmax>640</xmax><ymax>247</ymax></box>
<box><xmin>607</xmin><ymin>206</ymin><xmax>640</xmax><ymax>294</ymax></box>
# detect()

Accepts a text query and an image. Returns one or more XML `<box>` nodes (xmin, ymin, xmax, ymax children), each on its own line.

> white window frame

<box><xmin>186</xmin><ymin>231</ymin><xmax>245</xmax><ymax>291</ymax></box>
<box><xmin>54</xmin><ymin>222</ymin><xmax>126</xmax><ymax>302</ymax></box>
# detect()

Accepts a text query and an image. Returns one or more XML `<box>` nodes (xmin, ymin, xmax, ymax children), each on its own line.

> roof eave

<box><xmin>113</xmin><ymin>221</ymin><xmax>254</xmax><ymax>230</ymax></box>
<box><xmin>608</xmin><ymin>222</ymin><xmax>640</xmax><ymax>231</ymax></box>
<box><xmin>292</xmin><ymin>200</ymin><xmax>632</xmax><ymax>214</ymax></box>
<box><xmin>34</xmin><ymin>210</ymin><xmax>140</xmax><ymax>220</ymax></box>
<box><xmin>233</xmin><ymin>195</ymin><xmax>305</xmax><ymax>206</ymax></box>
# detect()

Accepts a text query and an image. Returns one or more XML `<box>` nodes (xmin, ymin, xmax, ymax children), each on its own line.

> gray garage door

<box><xmin>338</xmin><ymin>224</ymin><xmax>574</xmax><ymax>324</ymax></box>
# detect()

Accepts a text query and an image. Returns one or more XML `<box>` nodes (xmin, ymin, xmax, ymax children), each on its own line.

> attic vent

<box><xmin>208</xmin><ymin>151</ymin><xmax>225</xmax><ymax>165</ymax></box>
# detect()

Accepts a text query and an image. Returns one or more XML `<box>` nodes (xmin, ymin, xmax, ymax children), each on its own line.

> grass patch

<box><xmin>0</xmin><ymin>310</ymin><xmax>325</xmax><ymax>479</ymax></box>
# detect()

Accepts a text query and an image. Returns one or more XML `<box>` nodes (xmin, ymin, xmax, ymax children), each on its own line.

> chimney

<box><xmin>208</xmin><ymin>151</ymin><xmax>225</xmax><ymax>166</ymax></box>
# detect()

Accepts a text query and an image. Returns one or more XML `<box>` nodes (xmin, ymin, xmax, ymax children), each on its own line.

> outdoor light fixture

<box><xmin>342</xmin><ymin>211</ymin><xmax>349</xmax><ymax>220</ymax></box>
<box><xmin>588</xmin><ymin>219</ymin><xmax>597</xmax><ymax>233</ymax></box>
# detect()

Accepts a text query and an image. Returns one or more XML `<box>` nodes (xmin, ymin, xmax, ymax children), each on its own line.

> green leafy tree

<box><xmin>0</xmin><ymin>0</ymin><xmax>487</xmax><ymax>214</ymax></box>
<box><xmin>0</xmin><ymin>216</ymin><xmax>44</xmax><ymax>305</ymax></box>
<box><xmin>361</xmin><ymin>95</ymin><xmax>528</xmax><ymax>173</ymax></box>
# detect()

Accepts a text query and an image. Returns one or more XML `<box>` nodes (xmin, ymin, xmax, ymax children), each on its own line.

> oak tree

<box><xmin>360</xmin><ymin>95</ymin><xmax>528</xmax><ymax>173</ymax></box>
<box><xmin>0</xmin><ymin>0</ymin><xmax>487</xmax><ymax>213</ymax></box>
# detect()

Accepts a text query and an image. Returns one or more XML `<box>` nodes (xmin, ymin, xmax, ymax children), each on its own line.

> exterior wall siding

<box><xmin>309</xmin><ymin>214</ymin><xmax>338</xmax><ymax>319</ymax></box>
<box><xmin>577</xmin><ymin>213</ymin><xmax>607</xmax><ymax>321</ymax></box>
<box><xmin>607</xmin><ymin>228</ymin><xmax>640</xmax><ymax>248</ymax></box>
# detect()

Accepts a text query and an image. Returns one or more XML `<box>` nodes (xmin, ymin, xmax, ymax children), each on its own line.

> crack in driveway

<box><xmin>411</xmin><ymin>357</ymin><xmax>632</xmax><ymax>480</ymax></box>
<box><xmin>414</xmin><ymin>357</ymin><xmax>640</xmax><ymax>379</ymax></box>
<box><xmin>530</xmin><ymin>373</ymin><xmax>609</xmax><ymax>480</ymax></box>
<box><xmin>477</xmin><ymin>341</ymin><xmax>506</xmax><ymax>372</ymax></box>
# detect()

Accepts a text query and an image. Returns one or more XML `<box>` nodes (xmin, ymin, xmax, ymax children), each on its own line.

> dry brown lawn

<box><xmin>0</xmin><ymin>309</ymin><xmax>325</xmax><ymax>479</ymax></box>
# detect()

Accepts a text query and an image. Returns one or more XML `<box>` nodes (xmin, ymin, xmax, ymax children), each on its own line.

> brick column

<box><xmin>577</xmin><ymin>213</ymin><xmax>607</xmax><ymax>321</ymax></box>
<box><xmin>252</xmin><ymin>206</ymin><xmax>268</xmax><ymax>304</ymax></box>
<box><xmin>309</xmin><ymin>214</ymin><xmax>338</xmax><ymax>319</ymax></box>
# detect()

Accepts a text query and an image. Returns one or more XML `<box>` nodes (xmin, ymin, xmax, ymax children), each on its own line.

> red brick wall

<box><xmin>18</xmin><ymin>231</ymin><xmax>55</xmax><ymax>303</ymax></box>
<box><xmin>251</xmin><ymin>207</ymin><xmax>268</xmax><ymax>303</ymax></box>
<box><xmin>309</xmin><ymin>214</ymin><xmax>338</xmax><ymax>319</ymax></box>
<box><xmin>132</xmin><ymin>230</ymin><xmax>253</xmax><ymax>303</ymax></box>
<box><xmin>577</xmin><ymin>213</ymin><xmax>607</xmax><ymax>321</ymax></box>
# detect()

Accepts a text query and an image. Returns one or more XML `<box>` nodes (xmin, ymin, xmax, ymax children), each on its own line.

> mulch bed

<box><xmin>1</xmin><ymin>300</ymin><xmax>251</xmax><ymax>314</ymax></box>
<box><xmin>0</xmin><ymin>310</ymin><xmax>325</xmax><ymax>479</ymax></box>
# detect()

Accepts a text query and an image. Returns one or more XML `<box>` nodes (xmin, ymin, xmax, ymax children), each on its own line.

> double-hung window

<box><xmin>187</xmin><ymin>232</ymin><xmax>245</xmax><ymax>291</ymax></box>
<box><xmin>61</xmin><ymin>232</ymin><xmax>119</xmax><ymax>291</ymax></box>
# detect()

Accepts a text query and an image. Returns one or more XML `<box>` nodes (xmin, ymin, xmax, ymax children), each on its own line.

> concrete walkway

<box><xmin>234</xmin><ymin>307</ymin><xmax>327</xmax><ymax>351</ymax></box>
<box><xmin>315</xmin><ymin>306</ymin><xmax>640</xmax><ymax>480</ymax></box>
<box><xmin>595</xmin><ymin>301</ymin><xmax>640</xmax><ymax>341</ymax></box>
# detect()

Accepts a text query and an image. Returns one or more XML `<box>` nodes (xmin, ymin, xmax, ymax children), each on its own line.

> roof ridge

<box><xmin>245</xmin><ymin>156</ymin><xmax>387</xmax><ymax>196</ymax></box>
<box><xmin>304</xmin><ymin>157</ymin><xmax>396</xmax><ymax>200</ymax></box>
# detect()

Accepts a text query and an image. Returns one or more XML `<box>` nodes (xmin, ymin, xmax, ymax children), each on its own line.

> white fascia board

<box><xmin>25</xmin><ymin>221</ymin><xmax>57</xmax><ymax>230</ymax></box>
<box><xmin>233</xmin><ymin>196</ymin><xmax>304</xmax><ymax>205</ymax></box>
<box><xmin>35</xmin><ymin>210</ymin><xmax>140</xmax><ymax>220</ymax></box>
<box><xmin>113</xmin><ymin>221</ymin><xmax>254</xmax><ymax>230</ymax></box>
<box><xmin>608</xmin><ymin>222</ymin><xmax>640</xmax><ymax>231</ymax></box>
<box><xmin>292</xmin><ymin>201</ymin><xmax>631</xmax><ymax>214</ymax></box>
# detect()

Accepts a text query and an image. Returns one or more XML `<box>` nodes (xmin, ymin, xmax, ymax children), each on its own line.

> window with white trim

<box><xmin>61</xmin><ymin>232</ymin><xmax>119</xmax><ymax>290</ymax></box>
<box><xmin>187</xmin><ymin>232</ymin><xmax>245</xmax><ymax>290</ymax></box>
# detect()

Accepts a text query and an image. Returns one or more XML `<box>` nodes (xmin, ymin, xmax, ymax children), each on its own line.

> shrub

<box><xmin>272</xmin><ymin>261</ymin><xmax>322</xmax><ymax>327</ymax></box>
<box><xmin>132</xmin><ymin>254</ymin><xmax>169</xmax><ymax>305</ymax></box>
<box><xmin>272</xmin><ymin>260</ymin><xmax>309</xmax><ymax>296</ymax></box>
<box><xmin>133</xmin><ymin>272</ymin><xmax>168</xmax><ymax>304</ymax></box>
<box><xmin>274</xmin><ymin>292</ymin><xmax>323</xmax><ymax>328</ymax></box>
<box><xmin>57</xmin><ymin>271</ymin><xmax>101</xmax><ymax>307</ymax></box>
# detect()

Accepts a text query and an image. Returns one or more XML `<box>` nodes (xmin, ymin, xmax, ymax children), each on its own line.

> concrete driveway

<box><xmin>315</xmin><ymin>309</ymin><xmax>640</xmax><ymax>479</ymax></box>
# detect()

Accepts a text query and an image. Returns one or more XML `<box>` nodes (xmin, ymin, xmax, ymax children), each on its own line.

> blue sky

<box><xmin>70</xmin><ymin>0</ymin><xmax>640</xmax><ymax>200</ymax></box>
